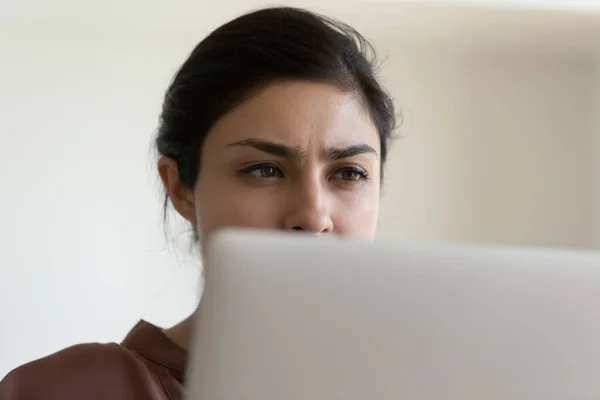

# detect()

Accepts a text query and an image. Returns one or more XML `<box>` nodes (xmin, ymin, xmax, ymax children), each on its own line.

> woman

<box><xmin>0</xmin><ymin>6</ymin><xmax>395</xmax><ymax>399</ymax></box>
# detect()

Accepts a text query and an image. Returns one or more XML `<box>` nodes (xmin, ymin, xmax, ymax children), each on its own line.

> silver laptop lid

<box><xmin>186</xmin><ymin>229</ymin><xmax>600</xmax><ymax>399</ymax></box>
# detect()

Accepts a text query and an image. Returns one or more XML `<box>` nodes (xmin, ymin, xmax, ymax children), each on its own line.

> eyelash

<box><xmin>240</xmin><ymin>163</ymin><xmax>370</xmax><ymax>182</ymax></box>
<box><xmin>240</xmin><ymin>163</ymin><xmax>284</xmax><ymax>179</ymax></box>
<box><xmin>331</xmin><ymin>166</ymin><xmax>370</xmax><ymax>182</ymax></box>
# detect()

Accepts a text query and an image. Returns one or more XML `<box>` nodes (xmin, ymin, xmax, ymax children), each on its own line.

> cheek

<box><xmin>335</xmin><ymin>208</ymin><xmax>379</xmax><ymax>239</ymax></box>
<box><xmin>193</xmin><ymin>183</ymin><xmax>283</xmax><ymax>241</ymax></box>
<box><xmin>333</xmin><ymin>186</ymin><xmax>380</xmax><ymax>239</ymax></box>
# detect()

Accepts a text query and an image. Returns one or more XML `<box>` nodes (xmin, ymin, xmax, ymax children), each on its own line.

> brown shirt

<box><xmin>0</xmin><ymin>320</ymin><xmax>186</xmax><ymax>399</ymax></box>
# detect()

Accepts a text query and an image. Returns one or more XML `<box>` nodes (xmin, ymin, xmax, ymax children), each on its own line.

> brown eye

<box><xmin>332</xmin><ymin>167</ymin><xmax>369</xmax><ymax>182</ymax></box>
<box><xmin>242</xmin><ymin>163</ymin><xmax>284</xmax><ymax>179</ymax></box>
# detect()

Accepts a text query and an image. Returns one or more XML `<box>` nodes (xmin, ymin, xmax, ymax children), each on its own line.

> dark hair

<box><xmin>155</xmin><ymin>6</ymin><xmax>396</xmax><ymax>220</ymax></box>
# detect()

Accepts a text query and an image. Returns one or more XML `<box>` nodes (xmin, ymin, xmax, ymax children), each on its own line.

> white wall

<box><xmin>2</xmin><ymin>3</ymin><xmax>600</xmax><ymax>378</ymax></box>
<box><xmin>378</xmin><ymin>52</ymin><xmax>598</xmax><ymax>249</ymax></box>
<box><xmin>0</xmin><ymin>28</ymin><xmax>202</xmax><ymax>377</ymax></box>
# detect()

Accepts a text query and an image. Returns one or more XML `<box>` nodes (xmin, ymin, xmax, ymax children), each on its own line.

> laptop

<box><xmin>185</xmin><ymin>229</ymin><xmax>600</xmax><ymax>399</ymax></box>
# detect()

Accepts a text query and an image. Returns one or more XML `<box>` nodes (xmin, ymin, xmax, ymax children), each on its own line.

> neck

<box><xmin>163</xmin><ymin>313</ymin><xmax>195</xmax><ymax>350</ymax></box>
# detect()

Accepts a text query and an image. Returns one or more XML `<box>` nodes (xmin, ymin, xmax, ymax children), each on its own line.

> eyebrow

<box><xmin>226</xmin><ymin>139</ymin><xmax>378</xmax><ymax>161</ymax></box>
<box><xmin>324</xmin><ymin>143</ymin><xmax>378</xmax><ymax>161</ymax></box>
<box><xmin>226</xmin><ymin>139</ymin><xmax>303</xmax><ymax>159</ymax></box>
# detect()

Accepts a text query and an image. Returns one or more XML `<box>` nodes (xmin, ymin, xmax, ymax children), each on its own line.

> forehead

<box><xmin>205</xmin><ymin>81</ymin><xmax>380</xmax><ymax>151</ymax></box>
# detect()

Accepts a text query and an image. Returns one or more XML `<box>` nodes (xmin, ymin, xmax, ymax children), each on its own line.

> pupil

<box><xmin>263</xmin><ymin>167</ymin><xmax>275</xmax><ymax>177</ymax></box>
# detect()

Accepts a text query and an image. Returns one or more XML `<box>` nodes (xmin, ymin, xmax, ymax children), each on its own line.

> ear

<box><xmin>157</xmin><ymin>156</ymin><xmax>197</xmax><ymax>225</ymax></box>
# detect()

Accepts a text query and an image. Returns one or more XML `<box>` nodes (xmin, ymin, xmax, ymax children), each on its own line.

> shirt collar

<box><xmin>121</xmin><ymin>320</ymin><xmax>187</xmax><ymax>383</ymax></box>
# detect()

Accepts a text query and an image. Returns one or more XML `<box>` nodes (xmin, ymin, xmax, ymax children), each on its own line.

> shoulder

<box><xmin>1</xmin><ymin>342</ymin><xmax>165</xmax><ymax>400</ymax></box>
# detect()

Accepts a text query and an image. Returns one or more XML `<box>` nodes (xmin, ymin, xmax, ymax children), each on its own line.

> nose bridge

<box><xmin>298</xmin><ymin>171</ymin><xmax>324</xmax><ymax>208</ymax></box>
<box><xmin>284</xmin><ymin>171</ymin><xmax>333</xmax><ymax>233</ymax></box>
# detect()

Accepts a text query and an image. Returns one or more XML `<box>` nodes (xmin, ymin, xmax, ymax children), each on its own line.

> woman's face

<box><xmin>161</xmin><ymin>81</ymin><xmax>381</xmax><ymax>246</ymax></box>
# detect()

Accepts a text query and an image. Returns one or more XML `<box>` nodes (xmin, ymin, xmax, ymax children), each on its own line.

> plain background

<box><xmin>1</xmin><ymin>0</ymin><xmax>600</xmax><ymax>377</ymax></box>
